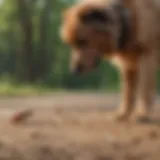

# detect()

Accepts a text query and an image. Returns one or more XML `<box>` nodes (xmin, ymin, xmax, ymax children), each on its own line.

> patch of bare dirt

<box><xmin>0</xmin><ymin>108</ymin><xmax>159</xmax><ymax>160</ymax></box>
<box><xmin>0</xmin><ymin>93</ymin><xmax>159</xmax><ymax>160</ymax></box>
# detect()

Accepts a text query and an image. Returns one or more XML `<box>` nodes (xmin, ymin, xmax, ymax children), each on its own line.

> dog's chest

<box><xmin>108</xmin><ymin>54</ymin><xmax>138</xmax><ymax>70</ymax></box>
<box><xmin>109</xmin><ymin>55</ymin><xmax>126</xmax><ymax>69</ymax></box>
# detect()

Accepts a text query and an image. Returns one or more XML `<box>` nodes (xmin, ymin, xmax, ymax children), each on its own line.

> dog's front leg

<box><xmin>115</xmin><ymin>68</ymin><xmax>138</xmax><ymax>121</ymax></box>
<box><xmin>136</xmin><ymin>52</ymin><xmax>157</xmax><ymax>121</ymax></box>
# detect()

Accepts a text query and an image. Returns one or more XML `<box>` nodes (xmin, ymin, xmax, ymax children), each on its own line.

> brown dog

<box><xmin>60</xmin><ymin>0</ymin><xmax>160</xmax><ymax>121</ymax></box>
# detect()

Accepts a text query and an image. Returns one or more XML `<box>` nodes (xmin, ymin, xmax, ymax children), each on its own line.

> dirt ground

<box><xmin>0</xmin><ymin>93</ymin><xmax>160</xmax><ymax>160</ymax></box>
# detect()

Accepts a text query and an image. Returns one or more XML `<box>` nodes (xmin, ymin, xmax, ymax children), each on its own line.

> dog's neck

<box><xmin>112</xmin><ymin>3</ymin><xmax>131</xmax><ymax>50</ymax></box>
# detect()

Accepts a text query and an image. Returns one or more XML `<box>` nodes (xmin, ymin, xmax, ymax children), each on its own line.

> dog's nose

<box><xmin>72</xmin><ymin>64</ymin><xmax>84</xmax><ymax>75</ymax></box>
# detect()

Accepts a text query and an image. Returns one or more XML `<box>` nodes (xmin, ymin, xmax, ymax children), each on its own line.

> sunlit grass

<box><xmin>0</xmin><ymin>80</ymin><xmax>51</xmax><ymax>96</ymax></box>
<box><xmin>0</xmin><ymin>80</ymin><xmax>119</xmax><ymax>96</ymax></box>
<box><xmin>0</xmin><ymin>71</ymin><xmax>120</xmax><ymax>96</ymax></box>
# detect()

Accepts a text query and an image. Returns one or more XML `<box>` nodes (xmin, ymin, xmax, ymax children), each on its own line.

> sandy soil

<box><xmin>0</xmin><ymin>93</ymin><xmax>159</xmax><ymax>160</ymax></box>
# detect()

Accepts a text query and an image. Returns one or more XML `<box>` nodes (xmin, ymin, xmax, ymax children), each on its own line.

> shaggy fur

<box><xmin>60</xmin><ymin>0</ymin><xmax>160</xmax><ymax>121</ymax></box>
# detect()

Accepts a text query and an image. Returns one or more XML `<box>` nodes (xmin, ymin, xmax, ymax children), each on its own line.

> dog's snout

<box><xmin>73</xmin><ymin>63</ymin><xmax>84</xmax><ymax>75</ymax></box>
<box><xmin>72</xmin><ymin>56</ymin><xmax>101</xmax><ymax>75</ymax></box>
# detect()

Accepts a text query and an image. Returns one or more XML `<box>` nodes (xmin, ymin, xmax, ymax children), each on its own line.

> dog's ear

<box><xmin>79</xmin><ymin>8</ymin><xmax>111</xmax><ymax>30</ymax></box>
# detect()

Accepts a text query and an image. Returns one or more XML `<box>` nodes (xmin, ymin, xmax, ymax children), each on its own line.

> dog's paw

<box><xmin>111</xmin><ymin>111</ymin><xmax>131</xmax><ymax>122</ymax></box>
<box><xmin>136</xmin><ymin>115</ymin><xmax>151</xmax><ymax>123</ymax></box>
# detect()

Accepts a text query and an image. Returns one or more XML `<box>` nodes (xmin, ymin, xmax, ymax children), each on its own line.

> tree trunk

<box><xmin>17</xmin><ymin>0</ymin><xmax>35</xmax><ymax>82</ymax></box>
<box><xmin>36</xmin><ymin>0</ymin><xmax>52</xmax><ymax>79</ymax></box>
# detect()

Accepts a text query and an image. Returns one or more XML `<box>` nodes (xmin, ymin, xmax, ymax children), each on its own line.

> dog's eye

<box><xmin>75</xmin><ymin>39</ymin><xmax>87</xmax><ymax>48</ymax></box>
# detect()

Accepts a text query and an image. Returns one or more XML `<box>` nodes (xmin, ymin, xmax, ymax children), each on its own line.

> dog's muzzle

<box><xmin>73</xmin><ymin>56</ymin><xmax>101</xmax><ymax>75</ymax></box>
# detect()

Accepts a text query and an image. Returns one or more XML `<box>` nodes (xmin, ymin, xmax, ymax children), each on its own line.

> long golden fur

<box><xmin>60</xmin><ymin>0</ymin><xmax>160</xmax><ymax>121</ymax></box>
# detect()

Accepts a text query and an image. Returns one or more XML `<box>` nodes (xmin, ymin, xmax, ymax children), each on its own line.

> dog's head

<box><xmin>60</xmin><ymin>2</ymin><xmax>119</xmax><ymax>74</ymax></box>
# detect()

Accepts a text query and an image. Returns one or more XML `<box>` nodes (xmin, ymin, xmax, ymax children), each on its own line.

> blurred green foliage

<box><xmin>0</xmin><ymin>0</ymin><xmax>121</xmax><ymax>92</ymax></box>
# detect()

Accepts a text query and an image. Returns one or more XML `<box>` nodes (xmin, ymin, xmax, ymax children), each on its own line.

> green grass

<box><xmin>0</xmin><ymin>81</ymin><xmax>52</xmax><ymax>96</ymax></box>
<box><xmin>0</xmin><ymin>81</ymin><xmax>119</xmax><ymax>96</ymax></box>
<box><xmin>0</xmin><ymin>71</ymin><xmax>120</xmax><ymax>96</ymax></box>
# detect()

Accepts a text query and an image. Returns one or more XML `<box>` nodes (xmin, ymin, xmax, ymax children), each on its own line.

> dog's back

<box><xmin>123</xmin><ymin>0</ymin><xmax>160</xmax><ymax>47</ymax></box>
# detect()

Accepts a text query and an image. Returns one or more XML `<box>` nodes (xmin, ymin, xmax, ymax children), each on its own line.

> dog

<box><xmin>60</xmin><ymin>0</ymin><xmax>160</xmax><ymax>121</ymax></box>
